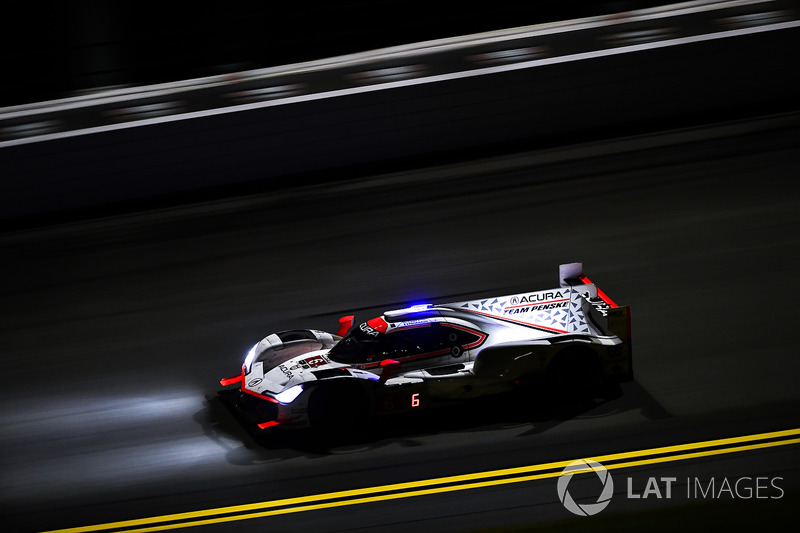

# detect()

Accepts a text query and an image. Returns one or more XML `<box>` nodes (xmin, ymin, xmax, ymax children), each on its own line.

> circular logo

<box><xmin>247</xmin><ymin>378</ymin><xmax>263</xmax><ymax>387</ymax></box>
<box><xmin>510</xmin><ymin>296</ymin><xmax>519</xmax><ymax>305</ymax></box>
<box><xmin>557</xmin><ymin>459</ymin><xmax>614</xmax><ymax>516</ymax></box>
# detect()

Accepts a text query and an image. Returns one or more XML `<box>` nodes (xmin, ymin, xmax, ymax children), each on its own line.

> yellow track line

<box><xmin>44</xmin><ymin>427</ymin><xmax>800</xmax><ymax>533</ymax></box>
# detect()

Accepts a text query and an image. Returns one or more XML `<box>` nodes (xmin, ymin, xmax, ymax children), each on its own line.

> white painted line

<box><xmin>466</xmin><ymin>47</ymin><xmax>549</xmax><ymax>65</ymax></box>
<box><xmin>104</xmin><ymin>101</ymin><xmax>185</xmax><ymax>121</ymax></box>
<box><xmin>1</xmin><ymin>18</ymin><xmax>797</xmax><ymax>149</ymax></box>
<box><xmin>714</xmin><ymin>10</ymin><xmax>793</xmax><ymax>27</ymax></box>
<box><xmin>0</xmin><ymin>120</ymin><xmax>60</xmax><ymax>139</ymax></box>
<box><xmin>224</xmin><ymin>85</ymin><xmax>307</xmax><ymax>103</ymax></box>
<box><xmin>0</xmin><ymin>0</ymin><xmax>775</xmax><ymax>119</ymax></box>
<box><xmin>345</xmin><ymin>65</ymin><xmax>428</xmax><ymax>84</ymax></box>
<box><xmin>599</xmin><ymin>27</ymin><xmax>680</xmax><ymax>45</ymax></box>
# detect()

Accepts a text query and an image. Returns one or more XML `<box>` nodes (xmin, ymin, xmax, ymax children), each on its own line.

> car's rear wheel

<box><xmin>548</xmin><ymin>348</ymin><xmax>604</xmax><ymax>401</ymax></box>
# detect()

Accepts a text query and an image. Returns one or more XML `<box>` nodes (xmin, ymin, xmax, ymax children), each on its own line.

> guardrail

<box><xmin>1</xmin><ymin>0</ymin><xmax>798</xmax><ymax>220</ymax></box>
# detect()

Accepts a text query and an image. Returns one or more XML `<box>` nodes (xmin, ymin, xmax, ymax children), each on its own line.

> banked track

<box><xmin>2</xmin><ymin>115</ymin><xmax>799</xmax><ymax>532</ymax></box>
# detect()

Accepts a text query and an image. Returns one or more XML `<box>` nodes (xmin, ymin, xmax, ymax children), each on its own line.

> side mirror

<box><xmin>378</xmin><ymin>359</ymin><xmax>401</xmax><ymax>384</ymax></box>
<box><xmin>336</xmin><ymin>315</ymin><xmax>355</xmax><ymax>337</ymax></box>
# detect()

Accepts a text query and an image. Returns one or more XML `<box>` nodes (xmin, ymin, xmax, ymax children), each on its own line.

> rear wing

<box><xmin>559</xmin><ymin>261</ymin><xmax>631</xmax><ymax>341</ymax></box>
<box><xmin>560</xmin><ymin>262</ymin><xmax>618</xmax><ymax>309</ymax></box>
<box><xmin>561</xmin><ymin>262</ymin><xmax>632</xmax><ymax>382</ymax></box>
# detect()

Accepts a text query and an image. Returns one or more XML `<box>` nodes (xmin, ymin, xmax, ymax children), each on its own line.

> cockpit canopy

<box><xmin>328</xmin><ymin>317</ymin><xmax>484</xmax><ymax>365</ymax></box>
<box><xmin>327</xmin><ymin>322</ymin><xmax>383</xmax><ymax>364</ymax></box>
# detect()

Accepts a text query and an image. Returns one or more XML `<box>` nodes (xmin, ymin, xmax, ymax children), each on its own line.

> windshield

<box><xmin>328</xmin><ymin>326</ymin><xmax>382</xmax><ymax>364</ymax></box>
<box><xmin>256</xmin><ymin>339</ymin><xmax>324</xmax><ymax>366</ymax></box>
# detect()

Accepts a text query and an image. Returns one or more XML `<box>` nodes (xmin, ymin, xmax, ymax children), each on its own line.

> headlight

<box><xmin>274</xmin><ymin>384</ymin><xmax>304</xmax><ymax>404</ymax></box>
<box><xmin>243</xmin><ymin>344</ymin><xmax>258</xmax><ymax>372</ymax></box>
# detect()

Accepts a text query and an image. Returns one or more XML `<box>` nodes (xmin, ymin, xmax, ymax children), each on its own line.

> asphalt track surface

<box><xmin>2</xmin><ymin>114</ymin><xmax>799</xmax><ymax>532</ymax></box>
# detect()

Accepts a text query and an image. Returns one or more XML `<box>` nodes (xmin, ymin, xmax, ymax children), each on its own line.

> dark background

<box><xmin>2</xmin><ymin>2</ymin><xmax>799</xmax><ymax>531</ymax></box>
<box><xmin>2</xmin><ymin>1</ymin><xmax>668</xmax><ymax>106</ymax></box>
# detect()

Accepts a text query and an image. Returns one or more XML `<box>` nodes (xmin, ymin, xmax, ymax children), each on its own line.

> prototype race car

<box><xmin>219</xmin><ymin>262</ymin><xmax>631</xmax><ymax>433</ymax></box>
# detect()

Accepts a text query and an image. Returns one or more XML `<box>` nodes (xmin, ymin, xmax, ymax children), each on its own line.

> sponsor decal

<box><xmin>278</xmin><ymin>364</ymin><xmax>294</xmax><ymax>379</ymax></box>
<box><xmin>247</xmin><ymin>378</ymin><xmax>262</xmax><ymax>387</ymax></box>
<box><xmin>290</xmin><ymin>355</ymin><xmax>328</xmax><ymax>370</ymax></box>
<box><xmin>509</xmin><ymin>291</ymin><xmax>565</xmax><ymax>306</ymax></box>
<box><xmin>503</xmin><ymin>301</ymin><xmax>568</xmax><ymax>315</ymax></box>
<box><xmin>360</xmin><ymin>322</ymin><xmax>380</xmax><ymax>336</ymax></box>
<box><xmin>396</xmin><ymin>318</ymin><xmax>437</xmax><ymax>328</ymax></box>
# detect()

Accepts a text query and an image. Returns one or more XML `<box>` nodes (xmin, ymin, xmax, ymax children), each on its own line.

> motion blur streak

<box><xmin>0</xmin><ymin>393</ymin><xmax>199</xmax><ymax>428</ymax></box>
<box><xmin>3</xmin><ymin>18</ymin><xmax>798</xmax><ymax>148</ymax></box>
<box><xmin>4</xmin><ymin>115</ymin><xmax>799</xmax><ymax>531</ymax></box>
<box><xmin>42</xmin><ymin>428</ymin><xmax>800</xmax><ymax>533</ymax></box>
<box><xmin>0</xmin><ymin>391</ymin><xmax>218</xmax><ymax>505</ymax></box>
<box><xmin>0</xmin><ymin>0</ymin><xmax>774</xmax><ymax>119</ymax></box>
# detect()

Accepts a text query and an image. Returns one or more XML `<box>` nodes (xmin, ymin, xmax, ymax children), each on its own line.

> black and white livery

<box><xmin>219</xmin><ymin>262</ymin><xmax>632</xmax><ymax>431</ymax></box>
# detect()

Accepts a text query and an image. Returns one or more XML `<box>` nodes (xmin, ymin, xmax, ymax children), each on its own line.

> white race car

<box><xmin>219</xmin><ymin>262</ymin><xmax>632</xmax><ymax>432</ymax></box>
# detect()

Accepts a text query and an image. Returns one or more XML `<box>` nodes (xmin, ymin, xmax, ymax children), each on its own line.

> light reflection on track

<box><xmin>2</xmin><ymin>118</ymin><xmax>799</xmax><ymax>532</ymax></box>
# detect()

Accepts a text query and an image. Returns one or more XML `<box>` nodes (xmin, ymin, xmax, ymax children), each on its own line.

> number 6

<box><xmin>411</xmin><ymin>393</ymin><xmax>420</xmax><ymax>407</ymax></box>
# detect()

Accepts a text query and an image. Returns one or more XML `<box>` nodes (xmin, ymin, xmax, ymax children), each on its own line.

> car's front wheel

<box><xmin>307</xmin><ymin>381</ymin><xmax>370</xmax><ymax>438</ymax></box>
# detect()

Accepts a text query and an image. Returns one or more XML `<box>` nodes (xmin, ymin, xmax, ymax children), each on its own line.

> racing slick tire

<box><xmin>547</xmin><ymin>347</ymin><xmax>604</xmax><ymax>402</ymax></box>
<box><xmin>307</xmin><ymin>380</ymin><xmax>369</xmax><ymax>439</ymax></box>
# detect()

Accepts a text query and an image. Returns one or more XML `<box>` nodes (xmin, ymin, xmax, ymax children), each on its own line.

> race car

<box><xmin>219</xmin><ymin>262</ymin><xmax>631</xmax><ymax>433</ymax></box>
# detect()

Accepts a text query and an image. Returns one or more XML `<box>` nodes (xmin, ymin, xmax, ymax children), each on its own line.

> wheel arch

<box><xmin>546</xmin><ymin>343</ymin><xmax>605</xmax><ymax>397</ymax></box>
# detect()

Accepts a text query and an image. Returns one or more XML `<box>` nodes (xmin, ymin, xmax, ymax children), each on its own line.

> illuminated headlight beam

<box><xmin>274</xmin><ymin>385</ymin><xmax>303</xmax><ymax>404</ymax></box>
<box><xmin>243</xmin><ymin>344</ymin><xmax>257</xmax><ymax>372</ymax></box>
